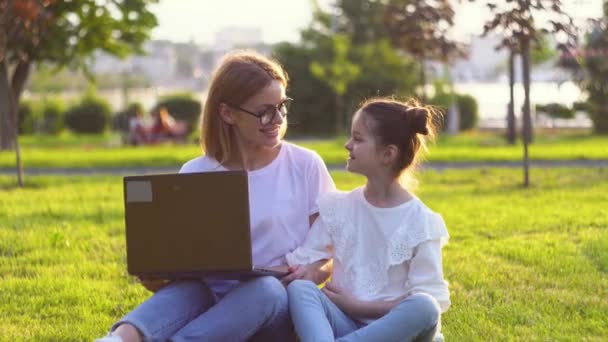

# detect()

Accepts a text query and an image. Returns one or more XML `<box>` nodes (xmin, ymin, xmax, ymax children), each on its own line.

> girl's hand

<box><xmin>138</xmin><ymin>277</ymin><xmax>172</xmax><ymax>292</ymax></box>
<box><xmin>322</xmin><ymin>282</ymin><xmax>362</xmax><ymax>316</ymax></box>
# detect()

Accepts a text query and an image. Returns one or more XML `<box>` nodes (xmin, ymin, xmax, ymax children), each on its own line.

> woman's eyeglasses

<box><xmin>232</xmin><ymin>98</ymin><xmax>293</xmax><ymax>126</ymax></box>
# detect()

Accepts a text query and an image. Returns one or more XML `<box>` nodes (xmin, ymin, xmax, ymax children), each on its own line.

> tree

<box><xmin>479</xmin><ymin>0</ymin><xmax>575</xmax><ymax>187</ymax></box>
<box><xmin>560</xmin><ymin>1</ymin><xmax>608</xmax><ymax>134</ymax></box>
<box><xmin>383</xmin><ymin>0</ymin><xmax>464</xmax><ymax>100</ymax></box>
<box><xmin>504</xmin><ymin>34</ymin><xmax>559</xmax><ymax>145</ymax></box>
<box><xmin>310</xmin><ymin>34</ymin><xmax>360</xmax><ymax>136</ymax></box>
<box><xmin>0</xmin><ymin>0</ymin><xmax>157</xmax><ymax>186</ymax></box>
<box><xmin>335</xmin><ymin>0</ymin><xmax>387</xmax><ymax>45</ymax></box>
<box><xmin>273</xmin><ymin>0</ymin><xmax>419</xmax><ymax>137</ymax></box>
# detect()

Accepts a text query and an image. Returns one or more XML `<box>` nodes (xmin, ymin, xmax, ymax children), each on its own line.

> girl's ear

<box><xmin>383</xmin><ymin>144</ymin><xmax>399</xmax><ymax>166</ymax></box>
<box><xmin>219</xmin><ymin>103</ymin><xmax>236</xmax><ymax>125</ymax></box>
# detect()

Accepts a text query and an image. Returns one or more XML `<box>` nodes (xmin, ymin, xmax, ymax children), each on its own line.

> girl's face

<box><xmin>344</xmin><ymin>111</ymin><xmax>384</xmax><ymax>176</ymax></box>
<box><xmin>228</xmin><ymin>80</ymin><xmax>288</xmax><ymax>149</ymax></box>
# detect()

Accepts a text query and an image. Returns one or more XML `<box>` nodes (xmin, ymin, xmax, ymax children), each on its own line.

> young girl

<box><xmin>286</xmin><ymin>98</ymin><xmax>450</xmax><ymax>342</ymax></box>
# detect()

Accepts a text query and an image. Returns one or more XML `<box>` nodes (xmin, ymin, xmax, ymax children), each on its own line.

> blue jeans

<box><xmin>287</xmin><ymin>280</ymin><xmax>440</xmax><ymax>342</ymax></box>
<box><xmin>112</xmin><ymin>277</ymin><xmax>293</xmax><ymax>342</ymax></box>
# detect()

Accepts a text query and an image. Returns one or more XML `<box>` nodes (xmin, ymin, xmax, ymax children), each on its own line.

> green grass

<box><xmin>1</xmin><ymin>168</ymin><xmax>606</xmax><ymax>340</ymax></box>
<box><xmin>1</xmin><ymin>132</ymin><xmax>607</xmax><ymax>169</ymax></box>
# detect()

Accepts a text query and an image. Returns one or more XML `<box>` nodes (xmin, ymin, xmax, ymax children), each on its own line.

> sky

<box><xmin>149</xmin><ymin>0</ymin><xmax>604</xmax><ymax>45</ymax></box>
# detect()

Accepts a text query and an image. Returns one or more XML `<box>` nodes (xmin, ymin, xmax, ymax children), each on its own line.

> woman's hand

<box><xmin>138</xmin><ymin>277</ymin><xmax>172</xmax><ymax>292</ymax></box>
<box><xmin>280</xmin><ymin>264</ymin><xmax>316</xmax><ymax>285</ymax></box>
<box><xmin>322</xmin><ymin>282</ymin><xmax>362</xmax><ymax>316</ymax></box>
<box><xmin>280</xmin><ymin>259</ymin><xmax>332</xmax><ymax>285</ymax></box>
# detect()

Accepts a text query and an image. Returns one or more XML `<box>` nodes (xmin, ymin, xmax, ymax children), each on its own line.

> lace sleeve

<box><xmin>389</xmin><ymin>210</ymin><xmax>449</xmax><ymax>266</ymax></box>
<box><xmin>285</xmin><ymin>217</ymin><xmax>333</xmax><ymax>266</ymax></box>
<box><xmin>407</xmin><ymin>240</ymin><xmax>451</xmax><ymax>312</ymax></box>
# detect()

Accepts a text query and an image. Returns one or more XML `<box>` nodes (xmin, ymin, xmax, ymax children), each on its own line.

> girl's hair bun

<box><xmin>407</xmin><ymin>108</ymin><xmax>429</xmax><ymax>135</ymax></box>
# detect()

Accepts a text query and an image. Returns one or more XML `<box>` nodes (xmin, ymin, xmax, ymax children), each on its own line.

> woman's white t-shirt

<box><xmin>179</xmin><ymin>141</ymin><xmax>335</xmax><ymax>296</ymax></box>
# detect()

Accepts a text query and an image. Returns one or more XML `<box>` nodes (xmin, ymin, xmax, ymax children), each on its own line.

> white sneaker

<box><xmin>434</xmin><ymin>332</ymin><xmax>445</xmax><ymax>342</ymax></box>
<box><xmin>94</xmin><ymin>335</ymin><xmax>124</xmax><ymax>342</ymax></box>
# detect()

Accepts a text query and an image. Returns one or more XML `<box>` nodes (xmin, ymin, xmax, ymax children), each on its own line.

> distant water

<box><xmin>454</xmin><ymin>81</ymin><xmax>592</xmax><ymax>128</ymax></box>
<box><xmin>455</xmin><ymin>81</ymin><xmax>583</xmax><ymax>119</ymax></box>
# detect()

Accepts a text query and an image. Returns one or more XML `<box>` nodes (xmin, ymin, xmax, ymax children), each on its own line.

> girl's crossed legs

<box><xmin>287</xmin><ymin>280</ymin><xmax>440</xmax><ymax>342</ymax></box>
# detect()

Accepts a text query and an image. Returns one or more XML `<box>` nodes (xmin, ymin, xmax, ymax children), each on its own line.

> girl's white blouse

<box><xmin>286</xmin><ymin>187</ymin><xmax>451</xmax><ymax>313</ymax></box>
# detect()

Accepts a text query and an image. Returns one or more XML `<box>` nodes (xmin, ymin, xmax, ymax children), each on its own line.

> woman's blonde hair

<box><xmin>200</xmin><ymin>50</ymin><xmax>289</xmax><ymax>163</ymax></box>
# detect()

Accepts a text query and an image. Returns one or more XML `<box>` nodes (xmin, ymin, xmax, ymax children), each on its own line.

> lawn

<box><xmin>1</xmin><ymin>131</ymin><xmax>607</xmax><ymax>169</ymax></box>
<box><xmin>0</xmin><ymin>168</ymin><xmax>606</xmax><ymax>340</ymax></box>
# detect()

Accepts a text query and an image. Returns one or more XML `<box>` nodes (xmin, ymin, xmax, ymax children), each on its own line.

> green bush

<box><xmin>572</xmin><ymin>101</ymin><xmax>592</xmax><ymax>113</ymax></box>
<box><xmin>40</xmin><ymin>98</ymin><xmax>65</xmax><ymax>135</ymax></box>
<box><xmin>428</xmin><ymin>92</ymin><xmax>479</xmax><ymax>132</ymax></box>
<box><xmin>112</xmin><ymin>103</ymin><xmax>144</xmax><ymax>133</ymax></box>
<box><xmin>536</xmin><ymin>103</ymin><xmax>575</xmax><ymax>119</ymax></box>
<box><xmin>64</xmin><ymin>95</ymin><xmax>111</xmax><ymax>134</ymax></box>
<box><xmin>456</xmin><ymin>94</ymin><xmax>479</xmax><ymax>130</ymax></box>
<box><xmin>17</xmin><ymin>100</ymin><xmax>38</xmax><ymax>135</ymax></box>
<box><xmin>427</xmin><ymin>92</ymin><xmax>452</xmax><ymax>132</ymax></box>
<box><xmin>154</xmin><ymin>94</ymin><xmax>201</xmax><ymax>134</ymax></box>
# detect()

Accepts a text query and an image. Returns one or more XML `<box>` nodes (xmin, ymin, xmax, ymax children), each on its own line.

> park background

<box><xmin>0</xmin><ymin>0</ymin><xmax>607</xmax><ymax>340</ymax></box>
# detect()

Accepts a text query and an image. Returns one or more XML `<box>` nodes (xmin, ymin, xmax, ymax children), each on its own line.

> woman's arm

<box><xmin>138</xmin><ymin>277</ymin><xmax>173</xmax><ymax>292</ymax></box>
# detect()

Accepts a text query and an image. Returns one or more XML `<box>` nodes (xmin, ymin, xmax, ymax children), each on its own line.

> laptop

<box><xmin>123</xmin><ymin>171</ymin><xmax>288</xmax><ymax>279</ymax></box>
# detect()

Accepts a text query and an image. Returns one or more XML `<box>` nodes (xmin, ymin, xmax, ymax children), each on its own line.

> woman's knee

<box><xmin>248</xmin><ymin>276</ymin><xmax>288</xmax><ymax>308</ymax></box>
<box><xmin>158</xmin><ymin>280</ymin><xmax>214</xmax><ymax>306</ymax></box>
<box><xmin>161</xmin><ymin>280</ymin><xmax>207</xmax><ymax>295</ymax></box>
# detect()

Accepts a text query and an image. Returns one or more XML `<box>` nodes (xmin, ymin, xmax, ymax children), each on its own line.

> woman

<box><xmin>98</xmin><ymin>51</ymin><xmax>335</xmax><ymax>342</ymax></box>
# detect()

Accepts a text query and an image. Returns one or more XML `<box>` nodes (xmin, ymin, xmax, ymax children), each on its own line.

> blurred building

<box><xmin>213</xmin><ymin>27</ymin><xmax>263</xmax><ymax>51</ymax></box>
<box><xmin>450</xmin><ymin>34</ymin><xmax>509</xmax><ymax>82</ymax></box>
<box><xmin>91</xmin><ymin>40</ymin><xmax>177</xmax><ymax>84</ymax></box>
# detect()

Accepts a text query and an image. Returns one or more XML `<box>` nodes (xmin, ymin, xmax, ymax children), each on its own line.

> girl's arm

<box><xmin>325</xmin><ymin>239</ymin><xmax>449</xmax><ymax>318</ymax></box>
<box><xmin>282</xmin><ymin>214</ymin><xmax>333</xmax><ymax>284</ymax></box>
<box><xmin>406</xmin><ymin>240</ymin><xmax>450</xmax><ymax>312</ymax></box>
<box><xmin>322</xmin><ymin>283</ymin><xmax>407</xmax><ymax>319</ymax></box>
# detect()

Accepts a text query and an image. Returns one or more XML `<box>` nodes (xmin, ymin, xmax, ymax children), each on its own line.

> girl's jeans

<box><xmin>110</xmin><ymin>276</ymin><xmax>293</xmax><ymax>342</ymax></box>
<box><xmin>287</xmin><ymin>280</ymin><xmax>440</xmax><ymax>342</ymax></box>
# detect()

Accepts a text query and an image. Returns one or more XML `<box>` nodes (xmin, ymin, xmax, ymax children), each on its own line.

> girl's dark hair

<box><xmin>358</xmin><ymin>97</ymin><xmax>440</xmax><ymax>177</ymax></box>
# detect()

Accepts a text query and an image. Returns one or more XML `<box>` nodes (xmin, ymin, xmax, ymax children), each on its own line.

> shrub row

<box><xmin>18</xmin><ymin>93</ymin><xmax>202</xmax><ymax>135</ymax></box>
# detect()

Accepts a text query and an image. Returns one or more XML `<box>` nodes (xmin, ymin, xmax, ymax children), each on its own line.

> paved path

<box><xmin>1</xmin><ymin>160</ymin><xmax>607</xmax><ymax>176</ymax></box>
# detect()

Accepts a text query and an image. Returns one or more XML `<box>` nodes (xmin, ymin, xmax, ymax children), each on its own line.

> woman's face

<box><xmin>229</xmin><ymin>80</ymin><xmax>287</xmax><ymax>149</ymax></box>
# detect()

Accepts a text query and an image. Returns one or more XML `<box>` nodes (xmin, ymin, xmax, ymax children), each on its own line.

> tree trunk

<box><xmin>12</xmin><ymin>61</ymin><xmax>30</xmax><ymax>187</ymax></box>
<box><xmin>0</xmin><ymin>59</ymin><xmax>28</xmax><ymax>186</ymax></box>
<box><xmin>521</xmin><ymin>39</ymin><xmax>532</xmax><ymax>187</ymax></box>
<box><xmin>0</xmin><ymin>60</ymin><xmax>15</xmax><ymax>150</ymax></box>
<box><xmin>12</xmin><ymin>60</ymin><xmax>31</xmax><ymax>103</ymax></box>
<box><xmin>507</xmin><ymin>50</ymin><xmax>516</xmax><ymax>144</ymax></box>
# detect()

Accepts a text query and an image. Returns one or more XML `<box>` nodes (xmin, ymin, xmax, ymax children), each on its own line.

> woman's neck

<box><xmin>222</xmin><ymin>141</ymin><xmax>282</xmax><ymax>171</ymax></box>
<box><xmin>363</xmin><ymin>174</ymin><xmax>412</xmax><ymax>208</ymax></box>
